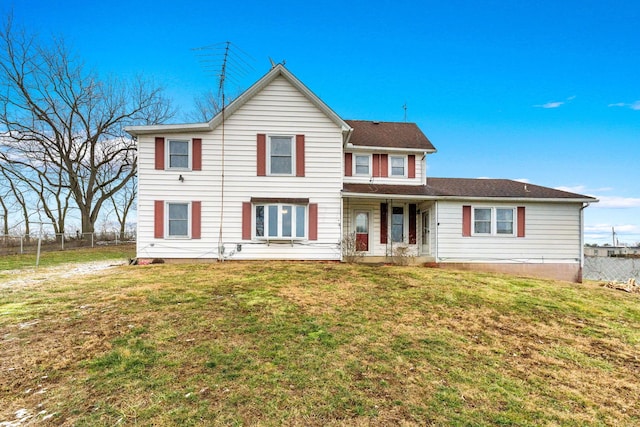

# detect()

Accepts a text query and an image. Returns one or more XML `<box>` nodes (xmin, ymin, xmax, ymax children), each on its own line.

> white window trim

<box><xmin>267</xmin><ymin>135</ymin><xmax>296</xmax><ymax>176</ymax></box>
<box><xmin>353</xmin><ymin>154</ymin><xmax>371</xmax><ymax>176</ymax></box>
<box><xmin>166</xmin><ymin>201</ymin><xmax>191</xmax><ymax>239</ymax></box>
<box><xmin>166</xmin><ymin>139</ymin><xmax>192</xmax><ymax>171</ymax></box>
<box><xmin>389</xmin><ymin>155</ymin><xmax>407</xmax><ymax>178</ymax></box>
<box><xmin>471</xmin><ymin>206</ymin><xmax>516</xmax><ymax>237</ymax></box>
<box><xmin>254</xmin><ymin>203</ymin><xmax>307</xmax><ymax>240</ymax></box>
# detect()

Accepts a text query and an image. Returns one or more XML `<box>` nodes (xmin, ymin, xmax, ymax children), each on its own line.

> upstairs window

<box><xmin>354</xmin><ymin>155</ymin><xmax>370</xmax><ymax>175</ymax></box>
<box><xmin>168</xmin><ymin>140</ymin><xmax>189</xmax><ymax>169</ymax></box>
<box><xmin>390</xmin><ymin>156</ymin><xmax>405</xmax><ymax>177</ymax></box>
<box><xmin>269</xmin><ymin>136</ymin><xmax>294</xmax><ymax>175</ymax></box>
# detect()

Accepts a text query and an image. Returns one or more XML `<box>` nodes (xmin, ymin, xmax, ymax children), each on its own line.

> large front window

<box><xmin>255</xmin><ymin>204</ymin><xmax>306</xmax><ymax>239</ymax></box>
<box><xmin>269</xmin><ymin>136</ymin><xmax>293</xmax><ymax>175</ymax></box>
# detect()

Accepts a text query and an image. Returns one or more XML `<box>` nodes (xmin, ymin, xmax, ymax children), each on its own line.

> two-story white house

<box><xmin>126</xmin><ymin>64</ymin><xmax>596</xmax><ymax>282</ymax></box>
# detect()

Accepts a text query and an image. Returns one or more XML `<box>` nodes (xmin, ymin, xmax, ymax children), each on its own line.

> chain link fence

<box><xmin>583</xmin><ymin>256</ymin><xmax>640</xmax><ymax>282</ymax></box>
<box><xmin>0</xmin><ymin>231</ymin><xmax>135</xmax><ymax>256</ymax></box>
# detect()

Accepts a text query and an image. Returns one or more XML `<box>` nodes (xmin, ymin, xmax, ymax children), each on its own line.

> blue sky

<box><xmin>5</xmin><ymin>0</ymin><xmax>640</xmax><ymax>245</ymax></box>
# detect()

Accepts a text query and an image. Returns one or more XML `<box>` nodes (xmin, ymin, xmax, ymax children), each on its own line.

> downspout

<box><xmin>434</xmin><ymin>200</ymin><xmax>439</xmax><ymax>262</ymax></box>
<box><xmin>578</xmin><ymin>202</ymin><xmax>591</xmax><ymax>282</ymax></box>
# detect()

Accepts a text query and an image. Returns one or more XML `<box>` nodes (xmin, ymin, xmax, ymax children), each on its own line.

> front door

<box><xmin>355</xmin><ymin>211</ymin><xmax>369</xmax><ymax>252</ymax></box>
<box><xmin>421</xmin><ymin>211</ymin><xmax>430</xmax><ymax>255</ymax></box>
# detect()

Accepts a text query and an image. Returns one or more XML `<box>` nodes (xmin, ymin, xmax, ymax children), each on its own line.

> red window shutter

<box><xmin>192</xmin><ymin>201</ymin><xmax>201</xmax><ymax>239</ymax></box>
<box><xmin>462</xmin><ymin>205</ymin><xmax>471</xmax><ymax>237</ymax></box>
<box><xmin>372</xmin><ymin>154</ymin><xmax>379</xmax><ymax>177</ymax></box>
<box><xmin>296</xmin><ymin>134</ymin><xmax>305</xmax><ymax>177</ymax></box>
<box><xmin>192</xmin><ymin>138</ymin><xmax>202</xmax><ymax>171</ymax></box>
<box><xmin>257</xmin><ymin>134</ymin><xmax>266</xmax><ymax>176</ymax></box>
<box><xmin>155</xmin><ymin>137</ymin><xmax>165</xmax><ymax>170</ymax></box>
<box><xmin>154</xmin><ymin>201</ymin><xmax>164</xmax><ymax>238</ymax></box>
<box><xmin>409</xmin><ymin>204</ymin><xmax>417</xmax><ymax>244</ymax></box>
<box><xmin>309</xmin><ymin>203</ymin><xmax>318</xmax><ymax>240</ymax></box>
<box><xmin>381</xmin><ymin>154</ymin><xmax>389</xmax><ymax>177</ymax></box>
<box><xmin>517</xmin><ymin>206</ymin><xmax>526</xmax><ymax>237</ymax></box>
<box><xmin>380</xmin><ymin>203</ymin><xmax>388</xmax><ymax>244</ymax></box>
<box><xmin>242</xmin><ymin>202</ymin><xmax>252</xmax><ymax>240</ymax></box>
<box><xmin>345</xmin><ymin>153</ymin><xmax>353</xmax><ymax>176</ymax></box>
<box><xmin>408</xmin><ymin>155</ymin><xmax>416</xmax><ymax>179</ymax></box>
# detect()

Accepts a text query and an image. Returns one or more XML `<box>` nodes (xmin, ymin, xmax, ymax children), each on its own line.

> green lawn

<box><xmin>1</xmin><ymin>257</ymin><xmax>639</xmax><ymax>425</ymax></box>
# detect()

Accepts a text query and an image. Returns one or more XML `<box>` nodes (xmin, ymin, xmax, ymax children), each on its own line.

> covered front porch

<box><xmin>342</xmin><ymin>195</ymin><xmax>436</xmax><ymax>263</ymax></box>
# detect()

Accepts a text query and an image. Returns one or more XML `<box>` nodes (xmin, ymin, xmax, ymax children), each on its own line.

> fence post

<box><xmin>115</xmin><ymin>231</ymin><xmax>119</xmax><ymax>246</ymax></box>
<box><xmin>61</xmin><ymin>233</ymin><xmax>64</xmax><ymax>251</ymax></box>
<box><xmin>20</xmin><ymin>235</ymin><xmax>23</xmax><ymax>254</ymax></box>
<box><xmin>91</xmin><ymin>232</ymin><xmax>94</xmax><ymax>248</ymax></box>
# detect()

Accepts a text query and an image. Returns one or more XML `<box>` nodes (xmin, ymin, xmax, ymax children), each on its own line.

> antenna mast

<box><xmin>191</xmin><ymin>42</ymin><xmax>255</xmax><ymax>260</ymax></box>
<box><xmin>403</xmin><ymin>103</ymin><xmax>407</xmax><ymax>122</ymax></box>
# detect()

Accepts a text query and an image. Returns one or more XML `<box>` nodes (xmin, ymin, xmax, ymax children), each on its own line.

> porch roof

<box><xmin>342</xmin><ymin>178</ymin><xmax>598</xmax><ymax>203</ymax></box>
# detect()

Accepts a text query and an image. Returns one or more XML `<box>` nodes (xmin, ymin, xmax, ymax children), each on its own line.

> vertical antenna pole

<box><xmin>403</xmin><ymin>103</ymin><xmax>408</xmax><ymax>122</ymax></box>
<box><xmin>218</xmin><ymin>41</ymin><xmax>230</xmax><ymax>261</ymax></box>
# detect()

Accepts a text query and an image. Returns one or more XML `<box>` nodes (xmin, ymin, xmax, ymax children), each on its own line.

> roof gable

<box><xmin>125</xmin><ymin>64</ymin><xmax>352</xmax><ymax>136</ymax></box>
<box><xmin>345</xmin><ymin>120</ymin><xmax>436</xmax><ymax>151</ymax></box>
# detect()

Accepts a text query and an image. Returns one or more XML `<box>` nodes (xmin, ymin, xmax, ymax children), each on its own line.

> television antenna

<box><xmin>191</xmin><ymin>42</ymin><xmax>255</xmax><ymax>260</ymax></box>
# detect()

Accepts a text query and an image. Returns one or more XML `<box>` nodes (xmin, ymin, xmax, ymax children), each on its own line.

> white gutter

<box><xmin>579</xmin><ymin>202</ymin><xmax>591</xmax><ymax>281</ymax></box>
<box><xmin>347</xmin><ymin>145</ymin><xmax>437</xmax><ymax>154</ymax></box>
<box><xmin>341</xmin><ymin>192</ymin><xmax>596</xmax><ymax>204</ymax></box>
<box><xmin>125</xmin><ymin>122</ymin><xmax>211</xmax><ymax>136</ymax></box>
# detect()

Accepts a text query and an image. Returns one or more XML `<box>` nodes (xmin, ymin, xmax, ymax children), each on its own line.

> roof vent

<box><xmin>373</xmin><ymin>121</ymin><xmax>380</xmax><ymax>125</ymax></box>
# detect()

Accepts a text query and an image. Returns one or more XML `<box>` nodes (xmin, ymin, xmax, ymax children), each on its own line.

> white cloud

<box><xmin>535</xmin><ymin>101</ymin><xmax>564</xmax><ymax>109</ymax></box>
<box><xmin>555</xmin><ymin>185</ymin><xmax>587</xmax><ymax>193</ymax></box>
<box><xmin>585</xmin><ymin>223</ymin><xmax>639</xmax><ymax>233</ymax></box>
<box><xmin>608</xmin><ymin>100</ymin><xmax>640</xmax><ymax>110</ymax></box>
<box><xmin>592</xmin><ymin>196</ymin><xmax>640</xmax><ymax>209</ymax></box>
<box><xmin>513</xmin><ymin>178</ymin><xmax>530</xmax><ymax>183</ymax></box>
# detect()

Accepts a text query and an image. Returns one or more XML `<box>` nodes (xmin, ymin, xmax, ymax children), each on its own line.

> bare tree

<box><xmin>186</xmin><ymin>90</ymin><xmax>224</xmax><ymax>122</ymax></box>
<box><xmin>0</xmin><ymin>15</ymin><xmax>173</xmax><ymax>234</ymax></box>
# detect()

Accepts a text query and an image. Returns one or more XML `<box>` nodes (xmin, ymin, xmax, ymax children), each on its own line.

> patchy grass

<box><xmin>1</xmin><ymin>261</ymin><xmax>639</xmax><ymax>425</ymax></box>
<box><xmin>0</xmin><ymin>244</ymin><xmax>134</xmax><ymax>274</ymax></box>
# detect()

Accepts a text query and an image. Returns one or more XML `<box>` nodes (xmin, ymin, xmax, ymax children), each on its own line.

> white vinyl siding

<box><xmin>437</xmin><ymin>201</ymin><xmax>582</xmax><ymax>263</ymax></box>
<box><xmin>136</xmin><ymin>75</ymin><xmax>343</xmax><ymax>260</ymax></box>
